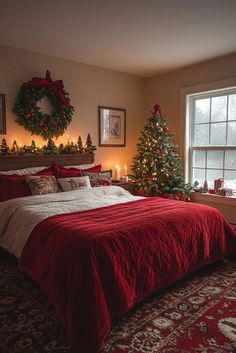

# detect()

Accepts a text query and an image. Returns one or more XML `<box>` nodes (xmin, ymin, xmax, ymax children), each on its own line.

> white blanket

<box><xmin>0</xmin><ymin>186</ymin><xmax>143</xmax><ymax>258</ymax></box>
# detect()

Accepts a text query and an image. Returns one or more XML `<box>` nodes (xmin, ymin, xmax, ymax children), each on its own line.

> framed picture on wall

<box><xmin>98</xmin><ymin>106</ymin><xmax>126</xmax><ymax>147</ymax></box>
<box><xmin>0</xmin><ymin>94</ymin><xmax>6</xmax><ymax>134</ymax></box>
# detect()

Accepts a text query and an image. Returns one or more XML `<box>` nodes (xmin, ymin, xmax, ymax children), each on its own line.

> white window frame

<box><xmin>189</xmin><ymin>89</ymin><xmax>236</xmax><ymax>190</ymax></box>
<box><xmin>181</xmin><ymin>78</ymin><xmax>236</xmax><ymax>202</ymax></box>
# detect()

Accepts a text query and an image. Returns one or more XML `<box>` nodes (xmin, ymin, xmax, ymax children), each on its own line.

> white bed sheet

<box><xmin>0</xmin><ymin>186</ymin><xmax>143</xmax><ymax>258</ymax></box>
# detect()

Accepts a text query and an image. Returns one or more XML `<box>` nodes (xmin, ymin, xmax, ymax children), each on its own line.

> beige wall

<box><xmin>145</xmin><ymin>52</ymin><xmax>236</xmax><ymax>159</ymax></box>
<box><xmin>1</xmin><ymin>45</ymin><xmax>236</xmax><ymax>176</ymax></box>
<box><xmin>0</xmin><ymin>45</ymin><xmax>145</xmax><ymax>173</ymax></box>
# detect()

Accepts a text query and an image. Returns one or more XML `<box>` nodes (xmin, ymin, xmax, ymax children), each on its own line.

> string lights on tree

<box><xmin>130</xmin><ymin>104</ymin><xmax>191</xmax><ymax>198</ymax></box>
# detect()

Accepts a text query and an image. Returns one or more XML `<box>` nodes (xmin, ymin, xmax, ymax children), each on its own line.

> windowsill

<box><xmin>191</xmin><ymin>191</ymin><xmax>236</xmax><ymax>206</ymax></box>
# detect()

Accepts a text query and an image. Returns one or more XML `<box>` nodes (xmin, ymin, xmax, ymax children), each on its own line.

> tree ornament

<box><xmin>13</xmin><ymin>71</ymin><xmax>74</xmax><ymax>140</ymax></box>
<box><xmin>84</xmin><ymin>133</ymin><xmax>96</xmax><ymax>154</ymax></box>
<box><xmin>163</xmin><ymin>172</ymin><xmax>170</xmax><ymax>179</ymax></box>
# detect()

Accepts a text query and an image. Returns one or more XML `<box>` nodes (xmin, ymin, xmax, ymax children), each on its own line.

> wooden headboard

<box><xmin>0</xmin><ymin>154</ymin><xmax>95</xmax><ymax>171</ymax></box>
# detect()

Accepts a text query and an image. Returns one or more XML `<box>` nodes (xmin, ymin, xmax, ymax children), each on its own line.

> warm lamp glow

<box><xmin>114</xmin><ymin>164</ymin><xmax>121</xmax><ymax>181</ymax></box>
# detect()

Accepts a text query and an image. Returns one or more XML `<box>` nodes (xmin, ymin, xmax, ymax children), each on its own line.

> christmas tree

<box><xmin>77</xmin><ymin>136</ymin><xmax>84</xmax><ymax>154</ymax></box>
<box><xmin>0</xmin><ymin>138</ymin><xmax>10</xmax><ymax>156</ymax></box>
<box><xmin>84</xmin><ymin>133</ymin><xmax>96</xmax><ymax>154</ymax></box>
<box><xmin>131</xmin><ymin>104</ymin><xmax>191</xmax><ymax>197</ymax></box>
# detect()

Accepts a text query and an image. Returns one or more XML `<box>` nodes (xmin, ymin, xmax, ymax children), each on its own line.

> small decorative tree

<box><xmin>77</xmin><ymin>136</ymin><xmax>84</xmax><ymax>154</ymax></box>
<box><xmin>84</xmin><ymin>133</ymin><xmax>96</xmax><ymax>154</ymax></box>
<box><xmin>131</xmin><ymin>104</ymin><xmax>191</xmax><ymax>197</ymax></box>
<box><xmin>11</xmin><ymin>140</ymin><xmax>19</xmax><ymax>154</ymax></box>
<box><xmin>46</xmin><ymin>138</ymin><xmax>57</xmax><ymax>154</ymax></box>
<box><xmin>0</xmin><ymin>138</ymin><xmax>10</xmax><ymax>156</ymax></box>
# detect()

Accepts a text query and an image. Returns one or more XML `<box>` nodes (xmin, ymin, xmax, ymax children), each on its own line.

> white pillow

<box><xmin>0</xmin><ymin>166</ymin><xmax>47</xmax><ymax>175</ymax></box>
<box><xmin>58</xmin><ymin>176</ymin><xmax>91</xmax><ymax>192</ymax></box>
<box><xmin>63</xmin><ymin>163</ymin><xmax>95</xmax><ymax>169</ymax></box>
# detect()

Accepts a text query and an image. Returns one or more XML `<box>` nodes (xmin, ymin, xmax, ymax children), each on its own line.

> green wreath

<box><xmin>13</xmin><ymin>71</ymin><xmax>74</xmax><ymax>140</ymax></box>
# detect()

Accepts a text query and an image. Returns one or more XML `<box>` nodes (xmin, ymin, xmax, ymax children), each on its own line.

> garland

<box><xmin>13</xmin><ymin>71</ymin><xmax>74</xmax><ymax>140</ymax></box>
<box><xmin>0</xmin><ymin>136</ymin><xmax>96</xmax><ymax>156</ymax></box>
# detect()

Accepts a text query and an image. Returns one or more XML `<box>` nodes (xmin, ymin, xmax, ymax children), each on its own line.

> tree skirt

<box><xmin>0</xmin><ymin>260</ymin><xmax>235</xmax><ymax>353</ymax></box>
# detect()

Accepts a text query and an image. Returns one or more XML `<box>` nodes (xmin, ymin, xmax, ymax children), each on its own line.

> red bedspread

<box><xmin>19</xmin><ymin>198</ymin><xmax>236</xmax><ymax>353</ymax></box>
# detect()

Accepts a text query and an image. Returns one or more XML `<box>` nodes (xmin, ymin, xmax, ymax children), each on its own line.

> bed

<box><xmin>0</xmin><ymin>155</ymin><xmax>236</xmax><ymax>353</ymax></box>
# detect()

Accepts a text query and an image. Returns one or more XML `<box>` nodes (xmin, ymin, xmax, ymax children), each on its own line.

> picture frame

<box><xmin>98</xmin><ymin>106</ymin><xmax>126</xmax><ymax>147</ymax></box>
<box><xmin>0</xmin><ymin>94</ymin><xmax>6</xmax><ymax>134</ymax></box>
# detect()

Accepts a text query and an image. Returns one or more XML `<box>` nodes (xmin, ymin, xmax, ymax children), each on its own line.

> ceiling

<box><xmin>0</xmin><ymin>0</ymin><xmax>236</xmax><ymax>77</ymax></box>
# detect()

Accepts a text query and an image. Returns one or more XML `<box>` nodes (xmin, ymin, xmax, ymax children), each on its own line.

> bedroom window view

<box><xmin>189</xmin><ymin>89</ymin><xmax>236</xmax><ymax>194</ymax></box>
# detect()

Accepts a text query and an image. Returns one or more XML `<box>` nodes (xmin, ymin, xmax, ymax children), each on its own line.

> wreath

<box><xmin>13</xmin><ymin>71</ymin><xmax>74</xmax><ymax>140</ymax></box>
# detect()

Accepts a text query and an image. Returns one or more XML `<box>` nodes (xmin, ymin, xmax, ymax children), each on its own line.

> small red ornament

<box><xmin>25</xmin><ymin>113</ymin><xmax>31</xmax><ymax>119</ymax></box>
<box><xmin>142</xmin><ymin>171</ymin><xmax>147</xmax><ymax>178</ymax></box>
<box><xmin>163</xmin><ymin>172</ymin><xmax>170</xmax><ymax>179</ymax></box>
<box><xmin>164</xmin><ymin>127</ymin><xmax>169</xmax><ymax>132</ymax></box>
<box><xmin>43</xmin><ymin>126</ymin><xmax>49</xmax><ymax>131</ymax></box>
<box><xmin>38</xmin><ymin>121</ymin><xmax>44</xmax><ymax>126</ymax></box>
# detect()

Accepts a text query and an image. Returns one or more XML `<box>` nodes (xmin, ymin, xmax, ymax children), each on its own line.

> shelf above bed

<box><xmin>0</xmin><ymin>154</ymin><xmax>95</xmax><ymax>171</ymax></box>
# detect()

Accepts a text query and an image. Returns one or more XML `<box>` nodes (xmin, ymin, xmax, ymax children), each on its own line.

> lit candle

<box><xmin>115</xmin><ymin>164</ymin><xmax>121</xmax><ymax>181</ymax></box>
<box><xmin>124</xmin><ymin>165</ymin><xmax>127</xmax><ymax>176</ymax></box>
<box><xmin>67</xmin><ymin>134</ymin><xmax>70</xmax><ymax>144</ymax></box>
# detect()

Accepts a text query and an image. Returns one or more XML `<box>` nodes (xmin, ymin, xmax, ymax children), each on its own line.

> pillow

<box><xmin>25</xmin><ymin>175</ymin><xmax>60</xmax><ymax>195</ymax></box>
<box><xmin>57</xmin><ymin>176</ymin><xmax>91</xmax><ymax>192</ymax></box>
<box><xmin>82</xmin><ymin>170</ymin><xmax>112</xmax><ymax>187</ymax></box>
<box><xmin>0</xmin><ymin>175</ymin><xmax>32</xmax><ymax>201</ymax></box>
<box><xmin>53</xmin><ymin>164</ymin><xmax>101</xmax><ymax>178</ymax></box>
<box><xmin>63</xmin><ymin>163</ymin><xmax>95</xmax><ymax>170</ymax></box>
<box><xmin>0</xmin><ymin>167</ymin><xmax>54</xmax><ymax>202</ymax></box>
<box><xmin>0</xmin><ymin>166</ymin><xmax>48</xmax><ymax>175</ymax></box>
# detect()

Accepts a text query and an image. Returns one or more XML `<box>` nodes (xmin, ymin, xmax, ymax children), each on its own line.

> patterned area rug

<box><xmin>0</xmin><ymin>260</ymin><xmax>236</xmax><ymax>353</ymax></box>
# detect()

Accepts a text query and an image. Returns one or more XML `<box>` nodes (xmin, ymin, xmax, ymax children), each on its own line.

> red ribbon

<box><xmin>23</xmin><ymin>70</ymin><xmax>69</xmax><ymax>106</ymax></box>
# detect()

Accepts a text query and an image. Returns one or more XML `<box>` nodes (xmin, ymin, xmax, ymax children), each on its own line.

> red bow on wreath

<box><xmin>23</xmin><ymin>70</ymin><xmax>69</xmax><ymax>106</ymax></box>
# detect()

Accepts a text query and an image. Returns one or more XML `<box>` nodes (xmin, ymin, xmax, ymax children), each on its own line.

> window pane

<box><xmin>194</xmin><ymin>124</ymin><xmax>209</xmax><ymax>146</ymax></box>
<box><xmin>192</xmin><ymin>168</ymin><xmax>205</xmax><ymax>186</ymax></box>
<box><xmin>193</xmin><ymin>150</ymin><xmax>205</xmax><ymax>168</ymax></box>
<box><xmin>225</xmin><ymin>150</ymin><xmax>236</xmax><ymax>169</ymax></box>
<box><xmin>228</xmin><ymin>94</ymin><xmax>236</xmax><ymax>121</ymax></box>
<box><xmin>211</xmin><ymin>96</ymin><xmax>227</xmax><ymax>122</ymax></box>
<box><xmin>207</xmin><ymin>150</ymin><xmax>224</xmax><ymax>169</ymax></box>
<box><xmin>195</xmin><ymin>98</ymin><xmax>210</xmax><ymax>123</ymax></box>
<box><xmin>227</xmin><ymin>122</ymin><xmax>236</xmax><ymax>145</ymax></box>
<box><xmin>210</xmin><ymin>123</ymin><xmax>226</xmax><ymax>145</ymax></box>
<box><xmin>224</xmin><ymin>170</ymin><xmax>236</xmax><ymax>189</ymax></box>
<box><xmin>206</xmin><ymin>169</ymin><xmax>223</xmax><ymax>189</ymax></box>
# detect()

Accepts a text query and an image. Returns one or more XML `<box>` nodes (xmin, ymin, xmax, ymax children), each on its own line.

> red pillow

<box><xmin>0</xmin><ymin>167</ymin><xmax>54</xmax><ymax>202</ymax></box>
<box><xmin>53</xmin><ymin>164</ymin><xmax>101</xmax><ymax>178</ymax></box>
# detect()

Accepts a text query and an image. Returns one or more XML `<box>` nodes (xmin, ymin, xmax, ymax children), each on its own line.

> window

<box><xmin>187</xmin><ymin>87</ymin><xmax>236</xmax><ymax>192</ymax></box>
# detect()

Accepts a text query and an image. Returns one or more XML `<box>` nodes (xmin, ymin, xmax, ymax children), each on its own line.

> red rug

<box><xmin>0</xmin><ymin>256</ymin><xmax>235</xmax><ymax>353</ymax></box>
